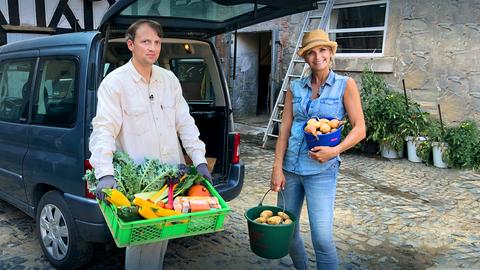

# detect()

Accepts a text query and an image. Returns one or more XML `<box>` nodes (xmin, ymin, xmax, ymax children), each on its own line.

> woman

<box><xmin>270</xmin><ymin>29</ymin><xmax>366</xmax><ymax>270</ymax></box>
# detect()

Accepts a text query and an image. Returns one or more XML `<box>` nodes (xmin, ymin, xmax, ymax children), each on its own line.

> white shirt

<box><xmin>89</xmin><ymin>60</ymin><xmax>207</xmax><ymax>179</ymax></box>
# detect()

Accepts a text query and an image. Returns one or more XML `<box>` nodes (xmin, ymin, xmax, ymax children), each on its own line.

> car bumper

<box><xmin>215</xmin><ymin>161</ymin><xmax>244</xmax><ymax>201</ymax></box>
<box><xmin>63</xmin><ymin>192</ymin><xmax>112</xmax><ymax>243</ymax></box>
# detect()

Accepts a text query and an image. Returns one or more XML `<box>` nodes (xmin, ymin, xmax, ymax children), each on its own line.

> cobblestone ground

<box><xmin>0</xmin><ymin>135</ymin><xmax>479</xmax><ymax>270</ymax></box>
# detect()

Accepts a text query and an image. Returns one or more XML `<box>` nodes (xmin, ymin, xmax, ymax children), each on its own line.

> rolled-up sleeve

<box><xmin>89</xmin><ymin>81</ymin><xmax>122</xmax><ymax>179</ymax></box>
<box><xmin>173</xmin><ymin>77</ymin><xmax>207</xmax><ymax>166</ymax></box>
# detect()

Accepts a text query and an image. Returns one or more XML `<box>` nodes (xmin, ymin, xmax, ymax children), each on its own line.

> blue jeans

<box><xmin>279</xmin><ymin>161</ymin><xmax>339</xmax><ymax>270</ymax></box>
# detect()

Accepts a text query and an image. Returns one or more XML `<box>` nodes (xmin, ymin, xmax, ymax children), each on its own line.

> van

<box><xmin>0</xmin><ymin>0</ymin><xmax>317</xmax><ymax>268</ymax></box>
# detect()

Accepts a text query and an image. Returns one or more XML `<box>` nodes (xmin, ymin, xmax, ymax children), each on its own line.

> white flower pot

<box><xmin>432</xmin><ymin>142</ymin><xmax>448</xmax><ymax>168</ymax></box>
<box><xmin>381</xmin><ymin>143</ymin><xmax>403</xmax><ymax>159</ymax></box>
<box><xmin>406</xmin><ymin>136</ymin><xmax>427</xmax><ymax>163</ymax></box>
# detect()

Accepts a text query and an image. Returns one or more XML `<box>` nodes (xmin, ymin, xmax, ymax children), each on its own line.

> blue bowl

<box><xmin>303</xmin><ymin>118</ymin><xmax>343</xmax><ymax>149</ymax></box>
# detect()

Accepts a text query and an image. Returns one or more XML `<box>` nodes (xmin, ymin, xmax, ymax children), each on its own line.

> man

<box><xmin>89</xmin><ymin>19</ymin><xmax>211</xmax><ymax>269</ymax></box>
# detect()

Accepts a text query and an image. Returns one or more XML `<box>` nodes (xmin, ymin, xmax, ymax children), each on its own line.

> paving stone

<box><xmin>366</xmin><ymin>238</ymin><xmax>383</xmax><ymax>247</ymax></box>
<box><xmin>1</xmin><ymin>134</ymin><xmax>480</xmax><ymax>269</ymax></box>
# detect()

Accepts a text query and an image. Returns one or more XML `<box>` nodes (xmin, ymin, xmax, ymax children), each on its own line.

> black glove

<box><xmin>196</xmin><ymin>163</ymin><xmax>212</xmax><ymax>183</ymax></box>
<box><xmin>95</xmin><ymin>175</ymin><xmax>118</xmax><ymax>200</ymax></box>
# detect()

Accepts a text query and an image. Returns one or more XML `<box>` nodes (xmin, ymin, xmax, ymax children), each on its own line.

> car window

<box><xmin>31</xmin><ymin>59</ymin><xmax>78</xmax><ymax>128</ymax></box>
<box><xmin>0</xmin><ymin>60</ymin><xmax>34</xmax><ymax>123</ymax></box>
<box><xmin>120</xmin><ymin>0</ymin><xmax>264</xmax><ymax>22</ymax></box>
<box><xmin>170</xmin><ymin>58</ymin><xmax>215</xmax><ymax>102</ymax></box>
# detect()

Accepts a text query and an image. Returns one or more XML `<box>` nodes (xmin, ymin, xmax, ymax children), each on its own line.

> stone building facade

<box><xmin>223</xmin><ymin>0</ymin><xmax>480</xmax><ymax>124</ymax></box>
<box><xmin>2</xmin><ymin>0</ymin><xmax>479</xmax><ymax>123</ymax></box>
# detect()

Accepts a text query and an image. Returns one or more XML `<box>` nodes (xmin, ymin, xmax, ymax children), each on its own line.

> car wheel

<box><xmin>36</xmin><ymin>190</ymin><xmax>93</xmax><ymax>269</ymax></box>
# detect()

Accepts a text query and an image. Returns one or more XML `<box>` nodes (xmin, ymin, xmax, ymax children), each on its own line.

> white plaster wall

<box><xmin>19</xmin><ymin>0</ymin><xmax>36</xmax><ymax>26</ymax></box>
<box><xmin>7</xmin><ymin>32</ymin><xmax>48</xmax><ymax>43</ymax></box>
<box><xmin>0</xmin><ymin>0</ymin><xmax>8</xmax><ymax>22</ymax></box>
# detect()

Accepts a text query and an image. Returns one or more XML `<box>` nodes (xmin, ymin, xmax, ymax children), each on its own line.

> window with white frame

<box><xmin>328</xmin><ymin>1</ymin><xmax>388</xmax><ymax>56</ymax></box>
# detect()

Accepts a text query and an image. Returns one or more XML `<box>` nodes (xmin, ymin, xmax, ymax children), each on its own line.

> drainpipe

<box><xmin>233</xmin><ymin>29</ymin><xmax>237</xmax><ymax>80</ymax></box>
<box><xmin>269</xmin><ymin>28</ymin><xmax>279</xmax><ymax>113</ymax></box>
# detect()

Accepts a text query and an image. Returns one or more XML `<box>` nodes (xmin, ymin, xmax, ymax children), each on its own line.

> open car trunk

<box><xmin>104</xmin><ymin>38</ymin><xmax>229</xmax><ymax>178</ymax></box>
<box><xmin>99</xmin><ymin>0</ymin><xmax>318</xmax><ymax>38</ymax></box>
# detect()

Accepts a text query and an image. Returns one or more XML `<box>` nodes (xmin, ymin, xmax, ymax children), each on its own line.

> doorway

<box><xmin>257</xmin><ymin>32</ymin><xmax>271</xmax><ymax>116</ymax></box>
<box><xmin>233</xmin><ymin>31</ymin><xmax>272</xmax><ymax>119</ymax></box>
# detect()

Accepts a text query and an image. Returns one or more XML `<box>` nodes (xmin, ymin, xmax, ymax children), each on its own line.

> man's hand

<box><xmin>196</xmin><ymin>163</ymin><xmax>212</xmax><ymax>183</ymax></box>
<box><xmin>95</xmin><ymin>175</ymin><xmax>118</xmax><ymax>200</ymax></box>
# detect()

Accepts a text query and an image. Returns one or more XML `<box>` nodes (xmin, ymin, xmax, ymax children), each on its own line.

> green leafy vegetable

<box><xmin>84</xmin><ymin>151</ymin><xmax>183</xmax><ymax>200</ymax></box>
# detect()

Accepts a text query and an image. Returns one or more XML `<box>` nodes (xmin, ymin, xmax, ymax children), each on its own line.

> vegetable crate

<box><xmin>99</xmin><ymin>180</ymin><xmax>230</xmax><ymax>248</ymax></box>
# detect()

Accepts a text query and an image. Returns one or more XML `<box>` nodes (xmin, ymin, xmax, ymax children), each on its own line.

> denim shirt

<box><xmin>283</xmin><ymin>70</ymin><xmax>348</xmax><ymax>175</ymax></box>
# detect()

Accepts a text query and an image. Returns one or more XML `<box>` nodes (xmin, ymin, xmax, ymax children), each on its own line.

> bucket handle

<box><xmin>258</xmin><ymin>189</ymin><xmax>286</xmax><ymax>213</ymax></box>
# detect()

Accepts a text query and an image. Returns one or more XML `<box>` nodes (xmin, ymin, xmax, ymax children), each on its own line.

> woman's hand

<box><xmin>309</xmin><ymin>146</ymin><xmax>340</xmax><ymax>163</ymax></box>
<box><xmin>270</xmin><ymin>167</ymin><xmax>285</xmax><ymax>192</ymax></box>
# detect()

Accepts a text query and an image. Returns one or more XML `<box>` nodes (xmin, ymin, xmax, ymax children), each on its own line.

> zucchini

<box><xmin>117</xmin><ymin>206</ymin><xmax>141</xmax><ymax>222</ymax></box>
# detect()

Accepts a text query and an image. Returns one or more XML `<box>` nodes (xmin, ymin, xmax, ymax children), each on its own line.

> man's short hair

<box><xmin>126</xmin><ymin>19</ymin><xmax>164</xmax><ymax>41</ymax></box>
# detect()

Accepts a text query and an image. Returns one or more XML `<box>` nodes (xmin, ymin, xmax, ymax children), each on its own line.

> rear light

<box><xmin>84</xmin><ymin>159</ymin><xmax>96</xmax><ymax>199</ymax></box>
<box><xmin>84</xmin><ymin>159</ymin><xmax>93</xmax><ymax>171</ymax></box>
<box><xmin>232</xmin><ymin>133</ymin><xmax>240</xmax><ymax>164</ymax></box>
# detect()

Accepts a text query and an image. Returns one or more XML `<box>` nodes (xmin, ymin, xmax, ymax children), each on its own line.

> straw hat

<box><xmin>297</xmin><ymin>29</ymin><xmax>338</xmax><ymax>57</ymax></box>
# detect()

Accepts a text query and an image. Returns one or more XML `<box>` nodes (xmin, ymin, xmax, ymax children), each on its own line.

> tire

<box><xmin>36</xmin><ymin>190</ymin><xmax>93</xmax><ymax>269</ymax></box>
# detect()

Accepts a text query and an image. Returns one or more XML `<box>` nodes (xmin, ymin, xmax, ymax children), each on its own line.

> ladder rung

<box><xmin>263</xmin><ymin>0</ymin><xmax>334</xmax><ymax>148</ymax></box>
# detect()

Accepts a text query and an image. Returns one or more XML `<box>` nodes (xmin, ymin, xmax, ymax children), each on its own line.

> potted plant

<box><xmin>400</xmin><ymin>103</ymin><xmax>431</xmax><ymax>163</ymax></box>
<box><xmin>359</xmin><ymin>68</ymin><xmax>384</xmax><ymax>154</ymax></box>
<box><xmin>369</xmin><ymin>91</ymin><xmax>409</xmax><ymax>158</ymax></box>
<box><xmin>444</xmin><ymin>120</ymin><xmax>480</xmax><ymax>171</ymax></box>
<box><xmin>415</xmin><ymin>119</ymin><xmax>446</xmax><ymax>167</ymax></box>
<box><xmin>360</xmin><ymin>68</ymin><xmax>408</xmax><ymax>157</ymax></box>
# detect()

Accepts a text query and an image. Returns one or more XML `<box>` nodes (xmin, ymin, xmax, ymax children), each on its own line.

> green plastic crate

<box><xmin>98</xmin><ymin>180</ymin><xmax>230</xmax><ymax>247</ymax></box>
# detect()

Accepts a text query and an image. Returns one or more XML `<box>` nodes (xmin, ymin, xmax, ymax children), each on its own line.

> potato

<box><xmin>260</xmin><ymin>210</ymin><xmax>273</xmax><ymax>219</ymax></box>
<box><xmin>277</xmin><ymin>211</ymin><xmax>290</xmax><ymax>220</ymax></box>
<box><xmin>267</xmin><ymin>216</ymin><xmax>283</xmax><ymax>225</ymax></box>
<box><xmin>328</xmin><ymin>119</ymin><xmax>340</xmax><ymax>129</ymax></box>
<box><xmin>318</xmin><ymin>118</ymin><xmax>329</xmax><ymax>124</ymax></box>
<box><xmin>304</xmin><ymin>124</ymin><xmax>317</xmax><ymax>136</ymax></box>
<box><xmin>306</xmin><ymin>118</ymin><xmax>317</xmax><ymax>126</ymax></box>
<box><xmin>320</xmin><ymin>123</ymin><xmax>331</xmax><ymax>133</ymax></box>
<box><xmin>283</xmin><ymin>219</ymin><xmax>293</xmax><ymax>225</ymax></box>
<box><xmin>254</xmin><ymin>217</ymin><xmax>267</xmax><ymax>223</ymax></box>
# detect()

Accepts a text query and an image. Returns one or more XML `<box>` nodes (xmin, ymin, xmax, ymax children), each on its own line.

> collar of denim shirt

<box><xmin>302</xmin><ymin>69</ymin><xmax>335</xmax><ymax>90</ymax></box>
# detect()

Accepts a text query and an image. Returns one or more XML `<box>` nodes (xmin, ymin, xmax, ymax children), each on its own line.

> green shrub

<box><xmin>361</xmin><ymin>68</ymin><xmax>410</xmax><ymax>151</ymax></box>
<box><xmin>444</xmin><ymin>120</ymin><xmax>480</xmax><ymax>170</ymax></box>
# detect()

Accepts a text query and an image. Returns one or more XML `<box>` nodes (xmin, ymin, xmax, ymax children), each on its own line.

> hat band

<box><xmin>302</xmin><ymin>38</ymin><xmax>333</xmax><ymax>48</ymax></box>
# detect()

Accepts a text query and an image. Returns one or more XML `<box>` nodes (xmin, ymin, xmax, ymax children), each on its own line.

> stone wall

<box><xmin>319</xmin><ymin>0</ymin><xmax>480</xmax><ymax>124</ymax></box>
<box><xmin>395</xmin><ymin>0</ymin><xmax>480</xmax><ymax>123</ymax></box>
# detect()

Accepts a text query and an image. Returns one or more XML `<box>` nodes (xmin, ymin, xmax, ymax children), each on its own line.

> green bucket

<box><xmin>244</xmin><ymin>190</ymin><xmax>297</xmax><ymax>259</ymax></box>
